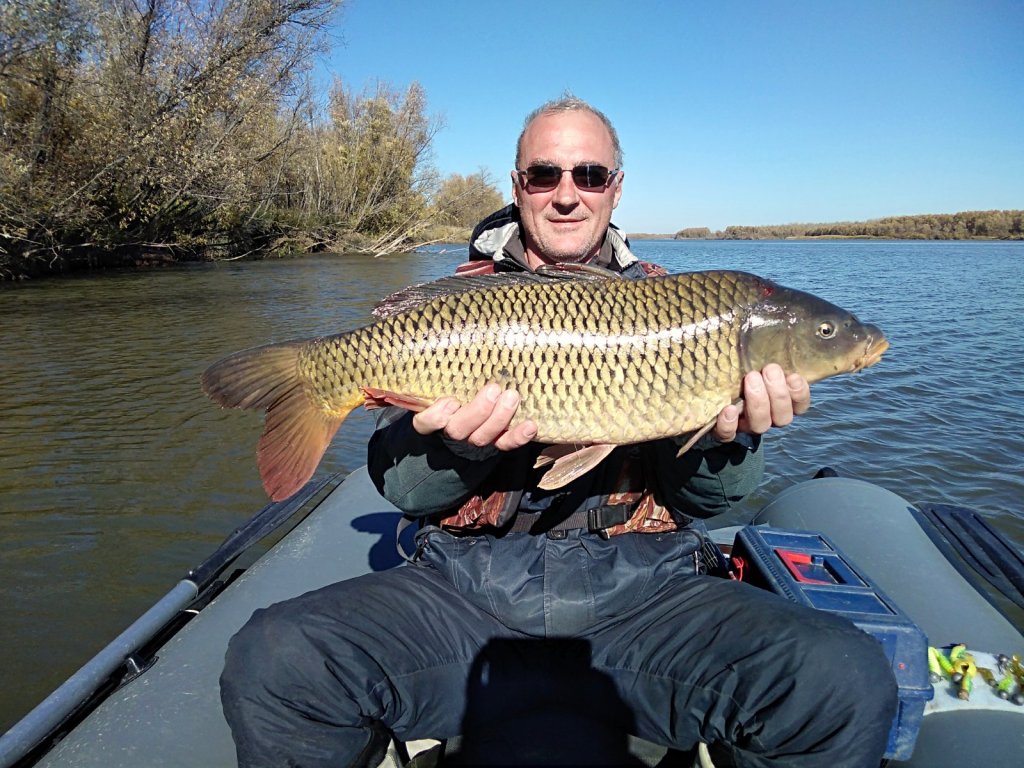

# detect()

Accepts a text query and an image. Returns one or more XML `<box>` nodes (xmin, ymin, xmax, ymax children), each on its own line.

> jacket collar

<box><xmin>469</xmin><ymin>205</ymin><xmax>638</xmax><ymax>273</ymax></box>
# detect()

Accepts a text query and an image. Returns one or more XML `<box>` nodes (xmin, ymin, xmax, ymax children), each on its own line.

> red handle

<box><xmin>776</xmin><ymin>550</ymin><xmax>834</xmax><ymax>585</ymax></box>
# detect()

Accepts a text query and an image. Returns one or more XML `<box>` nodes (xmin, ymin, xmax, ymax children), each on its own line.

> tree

<box><xmin>674</xmin><ymin>227</ymin><xmax>711</xmax><ymax>239</ymax></box>
<box><xmin>432</xmin><ymin>170</ymin><xmax>506</xmax><ymax>229</ymax></box>
<box><xmin>1</xmin><ymin>0</ymin><xmax>344</xmax><ymax>276</ymax></box>
<box><xmin>281</xmin><ymin>78</ymin><xmax>444</xmax><ymax>254</ymax></box>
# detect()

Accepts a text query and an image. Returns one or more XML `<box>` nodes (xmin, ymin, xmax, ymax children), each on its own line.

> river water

<box><xmin>1</xmin><ymin>240</ymin><xmax>1022</xmax><ymax>731</ymax></box>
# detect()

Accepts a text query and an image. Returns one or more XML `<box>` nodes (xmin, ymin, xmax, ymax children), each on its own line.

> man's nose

<box><xmin>551</xmin><ymin>170</ymin><xmax>580</xmax><ymax>205</ymax></box>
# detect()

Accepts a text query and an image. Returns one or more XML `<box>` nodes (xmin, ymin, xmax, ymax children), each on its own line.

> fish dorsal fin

<box><xmin>372</xmin><ymin>265</ymin><xmax>618</xmax><ymax>318</ymax></box>
<box><xmin>535</xmin><ymin>263</ymin><xmax>625</xmax><ymax>280</ymax></box>
<box><xmin>373</xmin><ymin>273</ymin><xmax>546</xmax><ymax>318</ymax></box>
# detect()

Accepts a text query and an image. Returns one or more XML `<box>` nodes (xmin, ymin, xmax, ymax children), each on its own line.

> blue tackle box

<box><xmin>730</xmin><ymin>526</ymin><xmax>933</xmax><ymax>761</ymax></box>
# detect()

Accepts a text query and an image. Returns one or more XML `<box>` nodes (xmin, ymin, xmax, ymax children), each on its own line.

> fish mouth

<box><xmin>854</xmin><ymin>335</ymin><xmax>890</xmax><ymax>371</ymax></box>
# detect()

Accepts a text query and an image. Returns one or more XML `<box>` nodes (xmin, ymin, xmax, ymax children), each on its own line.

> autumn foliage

<box><xmin>0</xmin><ymin>0</ymin><xmax>504</xmax><ymax>279</ymax></box>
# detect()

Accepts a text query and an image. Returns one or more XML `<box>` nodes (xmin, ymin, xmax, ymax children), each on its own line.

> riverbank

<box><xmin>7</xmin><ymin>208</ymin><xmax>1022</xmax><ymax>282</ymax></box>
<box><xmin>633</xmin><ymin>234</ymin><xmax>1022</xmax><ymax>241</ymax></box>
<box><xmin>666</xmin><ymin>209</ymin><xmax>1023</xmax><ymax>241</ymax></box>
<box><xmin>0</xmin><ymin>223</ymin><xmax>474</xmax><ymax>282</ymax></box>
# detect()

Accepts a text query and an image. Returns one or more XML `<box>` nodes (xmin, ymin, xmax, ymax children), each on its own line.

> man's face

<box><xmin>512</xmin><ymin>110</ymin><xmax>623</xmax><ymax>267</ymax></box>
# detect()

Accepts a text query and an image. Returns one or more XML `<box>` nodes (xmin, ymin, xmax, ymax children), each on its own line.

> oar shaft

<box><xmin>0</xmin><ymin>580</ymin><xmax>198</xmax><ymax>767</ymax></box>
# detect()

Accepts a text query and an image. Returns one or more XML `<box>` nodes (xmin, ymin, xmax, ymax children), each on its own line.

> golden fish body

<box><xmin>306</xmin><ymin>272</ymin><xmax>757</xmax><ymax>442</ymax></box>
<box><xmin>203</xmin><ymin>270</ymin><xmax>888</xmax><ymax>500</ymax></box>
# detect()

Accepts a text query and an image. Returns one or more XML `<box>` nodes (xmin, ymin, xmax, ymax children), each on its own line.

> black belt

<box><xmin>508</xmin><ymin>503</ymin><xmax>636</xmax><ymax>539</ymax></box>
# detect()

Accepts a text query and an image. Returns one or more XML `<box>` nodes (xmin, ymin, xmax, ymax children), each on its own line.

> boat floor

<box><xmin>26</xmin><ymin>470</ymin><xmax>1024</xmax><ymax>767</ymax></box>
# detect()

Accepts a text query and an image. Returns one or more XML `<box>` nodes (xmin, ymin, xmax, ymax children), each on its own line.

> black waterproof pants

<box><xmin>221</xmin><ymin>527</ymin><xmax>898</xmax><ymax>767</ymax></box>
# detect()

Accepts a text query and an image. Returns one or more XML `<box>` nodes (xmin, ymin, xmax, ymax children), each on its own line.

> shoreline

<box><xmin>629</xmin><ymin>234</ymin><xmax>1021</xmax><ymax>241</ymax></box>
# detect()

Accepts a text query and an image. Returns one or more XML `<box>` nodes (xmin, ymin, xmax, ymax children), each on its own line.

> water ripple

<box><xmin>1</xmin><ymin>243</ymin><xmax>1023</xmax><ymax>729</ymax></box>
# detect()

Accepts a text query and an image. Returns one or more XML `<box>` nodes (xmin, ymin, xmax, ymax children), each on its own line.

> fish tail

<box><xmin>201</xmin><ymin>341</ymin><xmax>361</xmax><ymax>501</ymax></box>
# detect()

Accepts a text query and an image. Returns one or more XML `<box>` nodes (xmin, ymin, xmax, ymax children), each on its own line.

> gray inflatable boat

<box><xmin>2</xmin><ymin>468</ymin><xmax>1022</xmax><ymax>767</ymax></box>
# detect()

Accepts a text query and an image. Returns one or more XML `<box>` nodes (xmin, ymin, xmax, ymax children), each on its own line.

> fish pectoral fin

<box><xmin>361</xmin><ymin>387</ymin><xmax>433</xmax><ymax>412</ymax></box>
<box><xmin>676</xmin><ymin>421</ymin><xmax>716</xmax><ymax>456</ymax></box>
<box><xmin>537</xmin><ymin>444</ymin><xmax>617</xmax><ymax>490</ymax></box>
<box><xmin>675</xmin><ymin>400</ymin><xmax>747</xmax><ymax>456</ymax></box>
<box><xmin>534</xmin><ymin>444</ymin><xmax>583</xmax><ymax>469</ymax></box>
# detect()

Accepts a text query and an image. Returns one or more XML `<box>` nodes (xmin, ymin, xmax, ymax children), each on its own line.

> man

<box><xmin>221</xmin><ymin>97</ymin><xmax>897</xmax><ymax>767</ymax></box>
<box><xmin>401</xmin><ymin>100</ymin><xmax>805</xmax><ymax>467</ymax></box>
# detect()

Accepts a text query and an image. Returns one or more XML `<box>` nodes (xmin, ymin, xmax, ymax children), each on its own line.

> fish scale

<box><xmin>299</xmin><ymin>272</ymin><xmax>755</xmax><ymax>444</ymax></box>
<box><xmin>202</xmin><ymin>269</ymin><xmax>888</xmax><ymax>501</ymax></box>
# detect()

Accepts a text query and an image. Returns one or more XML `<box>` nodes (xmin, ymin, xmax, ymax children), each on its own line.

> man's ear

<box><xmin>510</xmin><ymin>170</ymin><xmax>520</xmax><ymax>207</ymax></box>
<box><xmin>612</xmin><ymin>171</ymin><xmax>623</xmax><ymax>209</ymax></box>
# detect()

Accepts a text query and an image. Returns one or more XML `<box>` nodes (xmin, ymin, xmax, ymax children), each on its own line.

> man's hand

<box><xmin>412</xmin><ymin>383</ymin><xmax>538</xmax><ymax>451</ymax></box>
<box><xmin>713</xmin><ymin>364</ymin><xmax>811</xmax><ymax>443</ymax></box>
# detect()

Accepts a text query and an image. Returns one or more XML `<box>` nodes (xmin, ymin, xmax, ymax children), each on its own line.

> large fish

<box><xmin>202</xmin><ymin>268</ymin><xmax>888</xmax><ymax>500</ymax></box>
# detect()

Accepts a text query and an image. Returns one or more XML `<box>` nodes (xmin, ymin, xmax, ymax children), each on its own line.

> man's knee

<box><xmin>777</xmin><ymin>617</ymin><xmax>898</xmax><ymax>761</ymax></box>
<box><xmin>829</xmin><ymin>623</ymin><xmax>899</xmax><ymax>724</ymax></box>
<box><xmin>702</xmin><ymin>603</ymin><xmax>899</xmax><ymax>766</ymax></box>
<box><xmin>221</xmin><ymin>597</ymin><xmax>356</xmax><ymax>705</ymax></box>
<box><xmin>220</xmin><ymin>598</ymin><xmax>393</xmax><ymax>767</ymax></box>
<box><xmin>802</xmin><ymin>618</ymin><xmax>898</xmax><ymax>714</ymax></box>
<box><xmin>222</xmin><ymin>602</ymin><xmax>302</xmax><ymax>700</ymax></box>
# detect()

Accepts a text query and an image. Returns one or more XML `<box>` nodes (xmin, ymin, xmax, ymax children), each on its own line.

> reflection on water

<box><xmin>0</xmin><ymin>253</ymin><xmax>464</xmax><ymax>729</ymax></box>
<box><xmin>1</xmin><ymin>242</ymin><xmax>1022</xmax><ymax>730</ymax></box>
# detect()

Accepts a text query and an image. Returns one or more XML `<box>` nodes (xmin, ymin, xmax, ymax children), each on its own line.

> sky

<box><xmin>317</xmin><ymin>0</ymin><xmax>1023</xmax><ymax>233</ymax></box>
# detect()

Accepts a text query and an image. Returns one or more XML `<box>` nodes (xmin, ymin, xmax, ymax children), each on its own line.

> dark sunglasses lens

<box><xmin>572</xmin><ymin>165</ymin><xmax>610</xmax><ymax>187</ymax></box>
<box><xmin>525</xmin><ymin>165</ymin><xmax>561</xmax><ymax>188</ymax></box>
<box><xmin>523</xmin><ymin>164</ymin><xmax>612</xmax><ymax>189</ymax></box>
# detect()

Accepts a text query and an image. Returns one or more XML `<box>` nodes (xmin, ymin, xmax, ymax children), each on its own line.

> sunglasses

<box><xmin>515</xmin><ymin>164</ymin><xmax>619</xmax><ymax>191</ymax></box>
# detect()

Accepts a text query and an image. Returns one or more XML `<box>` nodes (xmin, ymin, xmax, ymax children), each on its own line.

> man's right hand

<box><xmin>412</xmin><ymin>383</ymin><xmax>538</xmax><ymax>451</ymax></box>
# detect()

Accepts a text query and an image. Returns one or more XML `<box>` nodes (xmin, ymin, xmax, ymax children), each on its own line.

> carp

<box><xmin>201</xmin><ymin>268</ymin><xmax>888</xmax><ymax>501</ymax></box>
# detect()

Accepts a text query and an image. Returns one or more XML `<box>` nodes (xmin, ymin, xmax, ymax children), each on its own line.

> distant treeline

<box><xmin>0</xmin><ymin>1</ymin><xmax>504</xmax><ymax>280</ymax></box>
<box><xmin>673</xmin><ymin>210</ymin><xmax>1024</xmax><ymax>240</ymax></box>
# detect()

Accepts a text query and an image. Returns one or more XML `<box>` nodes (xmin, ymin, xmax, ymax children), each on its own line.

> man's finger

<box><xmin>741</xmin><ymin>371</ymin><xmax>772</xmax><ymax>434</ymax></box>
<box><xmin>466</xmin><ymin>389</ymin><xmax>521</xmax><ymax>447</ymax></box>
<box><xmin>712</xmin><ymin>403</ymin><xmax>740</xmax><ymax>443</ymax></box>
<box><xmin>494</xmin><ymin>419</ymin><xmax>538</xmax><ymax>451</ymax></box>
<box><xmin>412</xmin><ymin>398</ymin><xmax>461</xmax><ymax>435</ymax></box>
<box><xmin>443</xmin><ymin>384</ymin><xmax>502</xmax><ymax>441</ymax></box>
<box><xmin>788</xmin><ymin>373</ymin><xmax>811</xmax><ymax>416</ymax></box>
<box><xmin>763</xmin><ymin>364</ymin><xmax>795</xmax><ymax>427</ymax></box>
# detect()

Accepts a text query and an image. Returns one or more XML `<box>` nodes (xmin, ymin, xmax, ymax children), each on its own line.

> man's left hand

<box><xmin>713</xmin><ymin>364</ymin><xmax>811</xmax><ymax>443</ymax></box>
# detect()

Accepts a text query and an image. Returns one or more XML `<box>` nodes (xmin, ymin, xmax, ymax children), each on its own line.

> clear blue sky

<box><xmin>319</xmin><ymin>0</ymin><xmax>1023</xmax><ymax>233</ymax></box>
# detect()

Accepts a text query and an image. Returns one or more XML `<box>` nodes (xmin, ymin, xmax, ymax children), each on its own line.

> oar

<box><xmin>0</xmin><ymin>473</ymin><xmax>338</xmax><ymax>768</ymax></box>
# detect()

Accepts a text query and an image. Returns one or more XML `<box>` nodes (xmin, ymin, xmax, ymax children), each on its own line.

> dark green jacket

<box><xmin>368</xmin><ymin>409</ymin><xmax>763</xmax><ymax>522</ymax></box>
<box><xmin>366</xmin><ymin>208</ymin><xmax>764</xmax><ymax>525</ymax></box>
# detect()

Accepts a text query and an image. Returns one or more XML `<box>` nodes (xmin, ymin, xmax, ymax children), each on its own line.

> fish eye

<box><xmin>817</xmin><ymin>322</ymin><xmax>836</xmax><ymax>339</ymax></box>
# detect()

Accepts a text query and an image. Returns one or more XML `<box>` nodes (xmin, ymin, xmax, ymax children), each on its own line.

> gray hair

<box><xmin>516</xmin><ymin>94</ymin><xmax>624</xmax><ymax>169</ymax></box>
